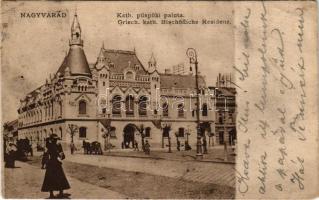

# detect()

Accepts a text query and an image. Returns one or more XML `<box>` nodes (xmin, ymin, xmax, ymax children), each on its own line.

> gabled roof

<box><xmin>102</xmin><ymin>49</ymin><xmax>148</xmax><ymax>75</ymax></box>
<box><xmin>57</xmin><ymin>46</ymin><xmax>91</xmax><ymax>77</ymax></box>
<box><xmin>160</xmin><ymin>73</ymin><xmax>206</xmax><ymax>89</ymax></box>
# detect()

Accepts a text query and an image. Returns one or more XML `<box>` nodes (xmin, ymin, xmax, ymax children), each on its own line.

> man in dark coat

<box><xmin>177</xmin><ymin>140</ymin><xmax>181</xmax><ymax>151</ymax></box>
<box><xmin>41</xmin><ymin>134</ymin><xmax>70</xmax><ymax>198</ymax></box>
<box><xmin>144</xmin><ymin>140</ymin><xmax>150</xmax><ymax>155</ymax></box>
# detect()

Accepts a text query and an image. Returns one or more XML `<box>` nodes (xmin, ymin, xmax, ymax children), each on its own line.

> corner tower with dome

<box><xmin>17</xmin><ymin>13</ymin><xmax>216</xmax><ymax>151</ymax></box>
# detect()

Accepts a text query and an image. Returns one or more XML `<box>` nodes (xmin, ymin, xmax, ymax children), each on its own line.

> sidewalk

<box><xmin>3</xmin><ymin>161</ymin><xmax>126</xmax><ymax>199</ymax></box>
<box><xmin>34</xmin><ymin>145</ymin><xmax>236</xmax><ymax>164</ymax></box>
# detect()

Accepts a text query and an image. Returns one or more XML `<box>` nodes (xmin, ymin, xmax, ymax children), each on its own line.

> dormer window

<box><xmin>126</xmin><ymin>71</ymin><xmax>134</xmax><ymax>80</ymax></box>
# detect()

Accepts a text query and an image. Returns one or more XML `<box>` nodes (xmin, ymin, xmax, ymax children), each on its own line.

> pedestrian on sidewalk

<box><xmin>5</xmin><ymin>143</ymin><xmax>17</xmax><ymax>168</ymax></box>
<box><xmin>41</xmin><ymin>148</ymin><xmax>49</xmax><ymax>169</ymax></box>
<box><xmin>144</xmin><ymin>140</ymin><xmax>150</xmax><ymax>155</ymax></box>
<box><xmin>41</xmin><ymin>134</ymin><xmax>70</xmax><ymax>198</ymax></box>
<box><xmin>133</xmin><ymin>140</ymin><xmax>139</xmax><ymax>151</ymax></box>
<box><xmin>177</xmin><ymin>139</ymin><xmax>181</xmax><ymax>151</ymax></box>
<box><xmin>70</xmin><ymin>142</ymin><xmax>75</xmax><ymax>155</ymax></box>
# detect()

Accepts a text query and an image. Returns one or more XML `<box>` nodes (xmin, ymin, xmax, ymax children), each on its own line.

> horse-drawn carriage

<box><xmin>82</xmin><ymin>140</ymin><xmax>103</xmax><ymax>155</ymax></box>
<box><xmin>16</xmin><ymin>138</ymin><xmax>33</xmax><ymax>161</ymax></box>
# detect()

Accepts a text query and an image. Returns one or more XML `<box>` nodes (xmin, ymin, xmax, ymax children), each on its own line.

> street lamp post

<box><xmin>186</xmin><ymin>48</ymin><xmax>203</xmax><ymax>159</ymax></box>
<box><xmin>161</xmin><ymin>122</ymin><xmax>172</xmax><ymax>153</ymax></box>
<box><xmin>168</xmin><ymin>136</ymin><xmax>172</xmax><ymax>153</ymax></box>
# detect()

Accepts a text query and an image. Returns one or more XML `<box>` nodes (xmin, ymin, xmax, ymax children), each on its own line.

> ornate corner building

<box><xmin>16</xmin><ymin>13</ymin><xmax>236</xmax><ymax>150</ymax></box>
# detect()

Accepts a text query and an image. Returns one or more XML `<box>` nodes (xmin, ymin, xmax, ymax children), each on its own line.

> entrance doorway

<box><xmin>123</xmin><ymin>124</ymin><xmax>135</xmax><ymax>148</ymax></box>
<box><xmin>219</xmin><ymin>131</ymin><xmax>224</xmax><ymax>144</ymax></box>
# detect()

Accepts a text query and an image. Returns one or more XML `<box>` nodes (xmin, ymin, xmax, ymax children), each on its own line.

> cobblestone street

<box><xmin>3</xmin><ymin>151</ymin><xmax>235</xmax><ymax>199</ymax></box>
<box><xmin>67</xmin><ymin>153</ymin><xmax>236</xmax><ymax>188</ymax></box>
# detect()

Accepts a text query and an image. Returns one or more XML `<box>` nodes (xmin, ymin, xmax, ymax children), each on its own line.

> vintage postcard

<box><xmin>1</xmin><ymin>1</ymin><xmax>318</xmax><ymax>199</ymax></box>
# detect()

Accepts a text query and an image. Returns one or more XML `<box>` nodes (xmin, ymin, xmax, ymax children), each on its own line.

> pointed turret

<box><xmin>97</xmin><ymin>42</ymin><xmax>106</xmax><ymax>63</ymax></box>
<box><xmin>56</xmin><ymin>12</ymin><xmax>91</xmax><ymax>77</ymax></box>
<box><xmin>70</xmin><ymin>11</ymin><xmax>83</xmax><ymax>46</ymax></box>
<box><xmin>148</xmin><ymin>53</ymin><xmax>157</xmax><ymax>73</ymax></box>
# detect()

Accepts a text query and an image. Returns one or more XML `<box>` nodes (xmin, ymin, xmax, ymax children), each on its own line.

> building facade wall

<box><xmin>16</xmin><ymin>13</ymin><xmax>224</xmax><ymax>152</ymax></box>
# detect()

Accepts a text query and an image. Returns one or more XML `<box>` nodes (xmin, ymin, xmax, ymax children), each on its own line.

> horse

<box><xmin>91</xmin><ymin>141</ymin><xmax>103</xmax><ymax>155</ymax></box>
<box><xmin>83</xmin><ymin>141</ymin><xmax>103</xmax><ymax>155</ymax></box>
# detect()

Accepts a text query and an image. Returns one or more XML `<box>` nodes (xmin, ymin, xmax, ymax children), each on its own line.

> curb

<box><xmin>84</xmin><ymin>153</ymin><xmax>236</xmax><ymax>164</ymax></box>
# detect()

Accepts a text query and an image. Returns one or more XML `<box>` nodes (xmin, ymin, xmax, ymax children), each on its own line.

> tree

<box><xmin>67</xmin><ymin>124</ymin><xmax>78</xmax><ymax>143</ymax></box>
<box><xmin>161</xmin><ymin>124</ymin><xmax>172</xmax><ymax>153</ymax></box>
<box><xmin>67</xmin><ymin>124</ymin><xmax>78</xmax><ymax>154</ymax></box>
<box><xmin>102</xmin><ymin>130</ymin><xmax>108</xmax><ymax>151</ymax></box>
<box><xmin>134</xmin><ymin>124</ymin><xmax>145</xmax><ymax>152</ymax></box>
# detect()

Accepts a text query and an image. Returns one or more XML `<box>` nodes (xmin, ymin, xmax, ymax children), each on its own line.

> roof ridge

<box><xmin>103</xmin><ymin>49</ymin><xmax>135</xmax><ymax>55</ymax></box>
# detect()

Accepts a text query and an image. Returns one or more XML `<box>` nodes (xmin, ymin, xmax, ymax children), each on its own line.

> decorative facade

<box><xmin>17</xmin><ymin>13</ymin><xmax>217</xmax><ymax>151</ymax></box>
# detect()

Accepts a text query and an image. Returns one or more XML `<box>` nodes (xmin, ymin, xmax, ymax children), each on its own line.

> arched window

<box><xmin>100</xmin><ymin>98</ymin><xmax>107</xmax><ymax>113</ymax></box>
<box><xmin>79</xmin><ymin>127</ymin><xmax>87</xmax><ymax>138</ymax></box>
<box><xmin>177</xmin><ymin>104</ymin><xmax>184</xmax><ymax>118</ymax></box>
<box><xmin>163</xmin><ymin>103</ymin><xmax>169</xmax><ymax>117</ymax></box>
<box><xmin>202</xmin><ymin>103</ymin><xmax>208</xmax><ymax>116</ymax></box>
<box><xmin>125</xmin><ymin>95</ymin><xmax>134</xmax><ymax>116</ymax></box>
<box><xmin>40</xmin><ymin>110</ymin><xmax>43</xmax><ymax>121</ymax></box>
<box><xmin>138</xmin><ymin>96</ymin><xmax>147</xmax><ymax>116</ymax></box>
<box><xmin>79</xmin><ymin>100</ymin><xmax>87</xmax><ymax>115</ymax></box>
<box><xmin>110</xmin><ymin>127</ymin><xmax>117</xmax><ymax>138</ymax></box>
<box><xmin>112</xmin><ymin>95</ymin><xmax>122</xmax><ymax>115</ymax></box>
<box><xmin>126</xmin><ymin>71</ymin><xmax>134</xmax><ymax>80</ymax></box>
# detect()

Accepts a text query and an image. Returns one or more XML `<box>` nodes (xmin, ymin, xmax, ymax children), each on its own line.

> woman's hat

<box><xmin>49</xmin><ymin>134</ymin><xmax>61</xmax><ymax>140</ymax></box>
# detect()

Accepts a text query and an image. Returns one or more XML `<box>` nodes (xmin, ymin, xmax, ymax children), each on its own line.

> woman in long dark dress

<box><xmin>5</xmin><ymin>143</ymin><xmax>17</xmax><ymax>168</ymax></box>
<box><xmin>41</xmin><ymin>134</ymin><xmax>70</xmax><ymax>198</ymax></box>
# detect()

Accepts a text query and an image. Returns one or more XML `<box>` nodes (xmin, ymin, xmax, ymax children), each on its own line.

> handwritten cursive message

<box><xmin>234</xmin><ymin>1</ymin><xmax>317</xmax><ymax>198</ymax></box>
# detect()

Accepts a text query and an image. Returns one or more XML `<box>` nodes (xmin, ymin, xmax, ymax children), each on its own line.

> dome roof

<box><xmin>57</xmin><ymin>46</ymin><xmax>91</xmax><ymax>77</ymax></box>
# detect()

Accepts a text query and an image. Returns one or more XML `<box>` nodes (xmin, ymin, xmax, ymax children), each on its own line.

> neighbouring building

<box><xmin>3</xmin><ymin>119</ymin><xmax>19</xmax><ymax>144</ymax></box>
<box><xmin>209</xmin><ymin>73</ymin><xmax>237</xmax><ymax>146</ymax></box>
<box><xmin>17</xmin><ymin>13</ymin><xmax>217</xmax><ymax>151</ymax></box>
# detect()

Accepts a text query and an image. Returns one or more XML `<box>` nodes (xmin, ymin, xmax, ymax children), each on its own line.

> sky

<box><xmin>1</xmin><ymin>1</ymin><xmax>234</xmax><ymax>122</ymax></box>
